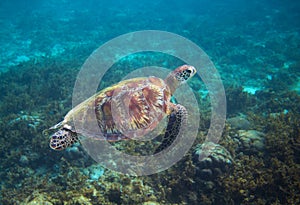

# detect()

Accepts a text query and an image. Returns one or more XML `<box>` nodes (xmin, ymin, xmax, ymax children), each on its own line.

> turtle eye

<box><xmin>187</xmin><ymin>66</ymin><xmax>196</xmax><ymax>76</ymax></box>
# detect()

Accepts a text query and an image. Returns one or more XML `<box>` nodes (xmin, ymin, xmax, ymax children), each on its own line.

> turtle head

<box><xmin>173</xmin><ymin>65</ymin><xmax>197</xmax><ymax>83</ymax></box>
<box><xmin>48</xmin><ymin>123</ymin><xmax>78</xmax><ymax>151</ymax></box>
<box><xmin>166</xmin><ymin>65</ymin><xmax>196</xmax><ymax>94</ymax></box>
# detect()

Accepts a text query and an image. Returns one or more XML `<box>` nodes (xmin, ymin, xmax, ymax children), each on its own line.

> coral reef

<box><xmin>1</xmin><ymin>45</ymin><xmax>300</xmax><ymax>205</ymax></box>
<box><xmin>227</xmin><ymin>115</ymin><xmax>252</xmax><ymax>130</ymax></box>
<box><xmin>219</xmin><ymin>98</ymin><xmax>300</xmax><ymax>204</ymax></box>
<box><xmin>193</xmin><ymin>142</ymin><xmax>233</xmax><ymax>180</ymax></box>
<box><xmin>233</xmin><ymin>130</ymin><xmax>265</xmax><ymax>155</ymax></box>
<box><xmin>1</xmin><ymin>1</ymin><xmax>300</xmax><ymax>204</ymax></box>
<box><xmin>225</xmin><ymin>86</ymin><xmax>256</xmax><ymax>115</ymax></box>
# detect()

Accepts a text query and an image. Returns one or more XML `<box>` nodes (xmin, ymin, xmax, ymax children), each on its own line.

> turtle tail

<box><xmin>49</xmin><ymin>128</ymin><xmax>78</xmax><ymax>151</ymax></box>
<box><xmin>154</xmin><ymin>104</ymin><xmax>187</xmax><ymax>154</ymax></box>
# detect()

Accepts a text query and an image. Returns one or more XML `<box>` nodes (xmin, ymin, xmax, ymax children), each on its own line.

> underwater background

<box><xmin>0</xmin><ymin>0</ymin><xmax>300</xmax><ymax>204</ymax></box>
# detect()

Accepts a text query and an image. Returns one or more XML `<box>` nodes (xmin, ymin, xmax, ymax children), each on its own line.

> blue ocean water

<box><xmin>0</xmin><ymin>0</ymin><xmax>299</xmax><ymax>204</ymax></box>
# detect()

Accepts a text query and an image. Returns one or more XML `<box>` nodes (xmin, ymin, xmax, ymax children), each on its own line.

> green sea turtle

<box><xmin>48</xmin><ymin>65</ymin><xmax>196</xmax><ymax>153</ymax></box>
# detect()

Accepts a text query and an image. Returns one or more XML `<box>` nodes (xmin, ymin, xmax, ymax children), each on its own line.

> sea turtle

<box><xmin>48</xmin><ymin>65</ymin><xmax>196</xmax><ymax>153</ymax></box>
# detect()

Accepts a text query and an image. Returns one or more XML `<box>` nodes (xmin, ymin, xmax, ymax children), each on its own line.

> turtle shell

<box><xmin>65</xmin><ymin>76</ymin><xmax>173</xmax><ymax>140</ymax></box>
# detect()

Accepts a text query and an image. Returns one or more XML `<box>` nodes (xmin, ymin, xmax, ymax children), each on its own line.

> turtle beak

<box><xmin>42</xmin><ymin>121</ymin><xmax>64</xmax><ymax>137</ymax></box>
<box><xmin>187</xmin><ymin>65</ymin><xmax>197</xmax><ymax>77</ymax></box>
<box><xmin>49</xmin><ymin>121</ymin><xmax>64</xmax><ymax>130</ymax></box>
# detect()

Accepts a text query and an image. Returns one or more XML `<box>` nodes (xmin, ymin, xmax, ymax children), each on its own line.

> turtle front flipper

<box><xmin>50</xmin><ymin>128</ymin><xmax>78</xmax><ymax>151</ymax></box>
<box><xmin>154</xmin><ymin>104</ymin><xmax>187</xmax><ymax>154</ymax></box>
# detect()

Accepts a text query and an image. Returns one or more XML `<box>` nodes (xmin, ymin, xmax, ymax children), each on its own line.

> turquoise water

<box><xmin>0</xmin><ymin>0</ymin><xmax>299</xmax><ymax>204</ymax></box>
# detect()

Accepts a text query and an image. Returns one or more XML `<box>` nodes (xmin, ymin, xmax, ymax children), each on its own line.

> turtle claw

<box><xmin>49</xmin><ymin>128</ymin><xmax>78</xmax><ymax>151</ymax></box>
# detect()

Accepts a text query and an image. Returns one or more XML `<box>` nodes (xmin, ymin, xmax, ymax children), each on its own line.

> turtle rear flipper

<box><xmin>154</xmin><ymin>104</ymin><xmax>187</xmax><ymax>154</ymax></box>
<box><xmin>50</xmin><ymin>128</ymin><xmax>78</xmax><ymax>151</ymax></box>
